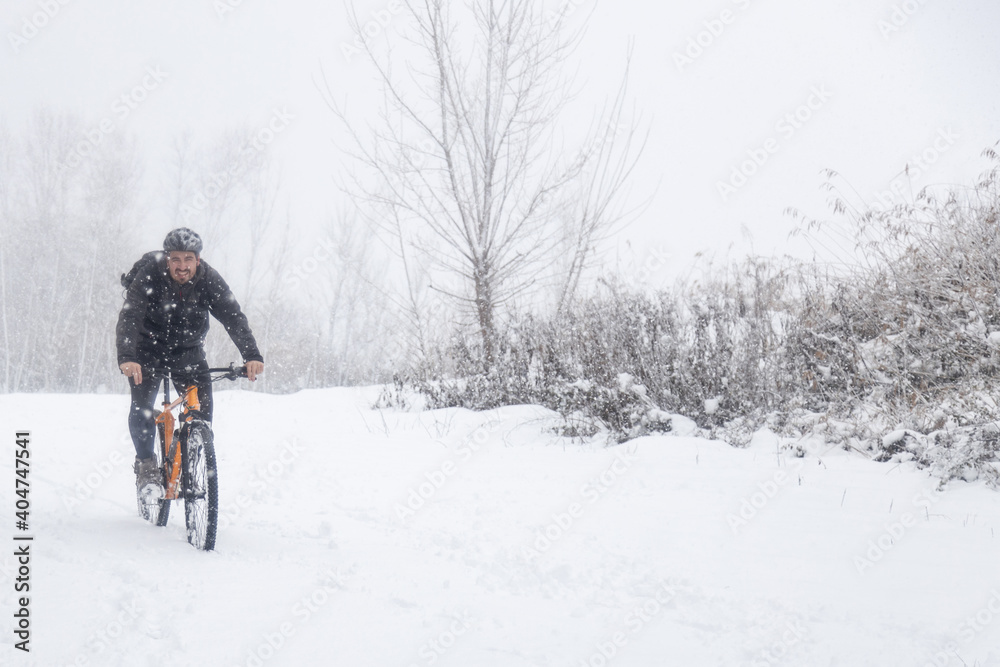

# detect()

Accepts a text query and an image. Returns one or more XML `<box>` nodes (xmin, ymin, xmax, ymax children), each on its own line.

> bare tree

<box><xmin>240</xmin><ymin>156</ymin><xmax>282</xmax><ymax>308</ymax></box>
<box><xmin>164</xmin><ymin>131</ymin><xmax>195</xmax><ymax>227</ymax></box>
<box><xmin>324</xmin><ymin>0</ymin><xmax>645</xmax><ymax>369</ymax></box>
<box><xmin>0</xmin><ymin>110</ymin><xmax>143</xmax><ymax>392</ymax></box>
<box><xmin>71</xmin><ymin>132</ymin><xmax>143</xmax><ymax>391</ymax></box>
<box><xmin>11</xmin><ymin>111</ymin><xmax>79</xmax><ymax>391</ymax></box>
<box><xmin>293</xmin><ymin>210</ymin><xmax>394</xmax><ymax>385</ymax></box>
<box><xmin>178</xmin><ymin>129</ymin><xmax>248</xmax><ymax>261</ymax></box>
<box><xmin>244</xmin><ymin>210</ymin><xmax>294</xmax><ymax>393</ymax></box>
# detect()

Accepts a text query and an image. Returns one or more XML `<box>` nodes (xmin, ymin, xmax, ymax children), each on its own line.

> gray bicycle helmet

<box><xmin>163</xmin><ymin>227</ymin><xmax>203</xmax><ymax>255</ymax></box>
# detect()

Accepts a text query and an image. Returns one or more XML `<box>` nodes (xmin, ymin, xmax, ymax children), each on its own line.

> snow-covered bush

<box><xmin>388</xmin><ymin>150</ymin><xmax>1000</xmax><ymax>483</ymax></box>
<box><xmin>784</xmin><ymin>152</ymin><xmax>1000</xmax><ymax>479</ymax></box>
<box><xmin>397</xmin><ymin>313</ymin><xmax>669</xmax><ymax>441</ymax></box>
<box><xmin>395</xmin><ymin>259</ymin><xmax>804</xmax><ymax>441</ymax></box>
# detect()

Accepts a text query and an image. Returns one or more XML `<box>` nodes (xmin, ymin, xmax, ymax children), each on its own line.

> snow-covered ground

<box><xmin>2</xmin><ymin>387</ymin><xmax>1000</xmax><ymax>666</ymax></box>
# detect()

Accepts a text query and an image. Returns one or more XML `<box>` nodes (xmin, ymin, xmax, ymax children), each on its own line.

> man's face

<box><xmin>167</xmin><ymin>251</ymin><xmax>199</xmax><ymax>285</ymax></box>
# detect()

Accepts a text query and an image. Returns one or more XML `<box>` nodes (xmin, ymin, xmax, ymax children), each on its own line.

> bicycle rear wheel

<box><xmin>181</xmin><ymin>421</ymin><xmax>218</xmax><ymax>550</ymax></box>
<box><xmin>138</xmin><ymin>410</ymin><xmax>171</xmax><ymax>527</ymax></box>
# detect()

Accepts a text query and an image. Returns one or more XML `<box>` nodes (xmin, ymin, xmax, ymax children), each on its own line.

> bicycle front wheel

<box><xmin>181</xmin><ymin>421</ymin><xmax>218</xmax><ymax>551</ymax></box>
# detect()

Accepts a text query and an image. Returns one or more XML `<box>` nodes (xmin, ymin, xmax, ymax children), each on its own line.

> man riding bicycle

<box><xmin>116</xmin><ymin>228</ymin><xmax>264</xmax><ymax>500</ymax></box>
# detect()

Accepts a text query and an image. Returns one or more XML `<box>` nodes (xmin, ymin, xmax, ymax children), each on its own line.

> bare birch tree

<box><xmin>325</xmin><ymin>0</ymin><xmax>645</xmax><ymax>369</ymax></box>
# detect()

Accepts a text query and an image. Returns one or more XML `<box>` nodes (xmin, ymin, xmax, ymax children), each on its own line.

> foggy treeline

<box><xmin>0</xmin><ymin>111</ymin><xmax>397</xmax><ymax>394</ymax></box>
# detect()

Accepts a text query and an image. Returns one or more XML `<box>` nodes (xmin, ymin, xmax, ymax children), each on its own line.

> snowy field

<box><xmin>2</xmin><ymin>387</ymin><xmax>1000</xmax><ymax>666</ymax></box>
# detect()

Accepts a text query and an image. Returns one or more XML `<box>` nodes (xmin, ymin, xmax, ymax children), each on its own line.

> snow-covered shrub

<box><xmin>784</xmin><ymin>153</ymin><xmax>1000</xmax><ymax>481</ymax></box>
<box><xmin>389</xmin><ymin>149</ymin><xmax>1000</xmax><ymax>482</ymax></box>
<box><xmin>395</xmin><ymin>259</ymin><xmax>805</xmax><ymax>442</ymax></box>
<box><xmin>663</xmin><ymin>258</ymin><xmax>800</xmax><ymax>426</ymax></box>
<box><xmin>395</xmin><ymin>310</ymin><xmax>668</xmax><ymax>440</ymax></box>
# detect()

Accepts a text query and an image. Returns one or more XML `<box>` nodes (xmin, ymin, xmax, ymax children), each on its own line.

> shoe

<box><xmin>134</xmin><ymin>457</ymin><xmax>164</xmax><ymax>502</ymax></box>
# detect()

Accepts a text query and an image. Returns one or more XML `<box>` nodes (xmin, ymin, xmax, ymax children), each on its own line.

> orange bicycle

<box><xmin>138</xmin><ymin>364</ymin><xmax>247</xmax><ymax>550</ymax></box>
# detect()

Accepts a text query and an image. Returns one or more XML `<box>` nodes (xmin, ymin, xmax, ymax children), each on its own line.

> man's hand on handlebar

<box><xmin>120</xmin><ymin>362</ymin><xmax>143</xmax><ymax>385</ymax></box>
<box><xmin>244</xmin><ymin>360</ymin><xmax>264</xmax><ymax>382</ymax></box>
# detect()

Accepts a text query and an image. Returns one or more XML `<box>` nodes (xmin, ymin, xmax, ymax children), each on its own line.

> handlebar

<box><xmin>204</xmin><ymin>363</ymin><xmax>250</xmax><ymax>381</ymax></box>
<box><xmin>143</xmin><ymin>363</ymin><xmax>249</xmax><ymax>384</ymax></box>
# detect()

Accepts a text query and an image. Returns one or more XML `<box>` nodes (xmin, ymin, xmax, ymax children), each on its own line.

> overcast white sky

<box><xmin>3</xmin><ymin>0</ymin><xmax>999</xmax><ymax>286</ymax></box>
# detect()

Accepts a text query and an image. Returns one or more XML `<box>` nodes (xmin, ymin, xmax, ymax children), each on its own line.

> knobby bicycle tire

<box><xmin>137</xmin><ymin>410</ymin><xmax>171</xmax><ymax>527</ymax></box>
<box><xmin>182</xmin><ymin>420</ymin><xmax>218</xmax><ymax>550</ymax></box>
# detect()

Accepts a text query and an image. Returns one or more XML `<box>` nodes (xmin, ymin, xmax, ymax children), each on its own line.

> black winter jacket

<box><xmin>116</xmin><ymin>254</ymin><xmax>263</xmax><ymax>367</ymax></box>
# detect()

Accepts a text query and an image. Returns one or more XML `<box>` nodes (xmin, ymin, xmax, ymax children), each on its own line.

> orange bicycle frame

<box><xmin>155</xmin><ymin>384</ymin><xmax>201</xmax><ymax>500</ymax></box>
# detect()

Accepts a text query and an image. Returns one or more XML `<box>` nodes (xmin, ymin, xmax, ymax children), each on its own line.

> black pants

<box><xmin>128</xmin><ymin>359</ymin><xmax>213</xmax><ymax>460</ymax></box>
